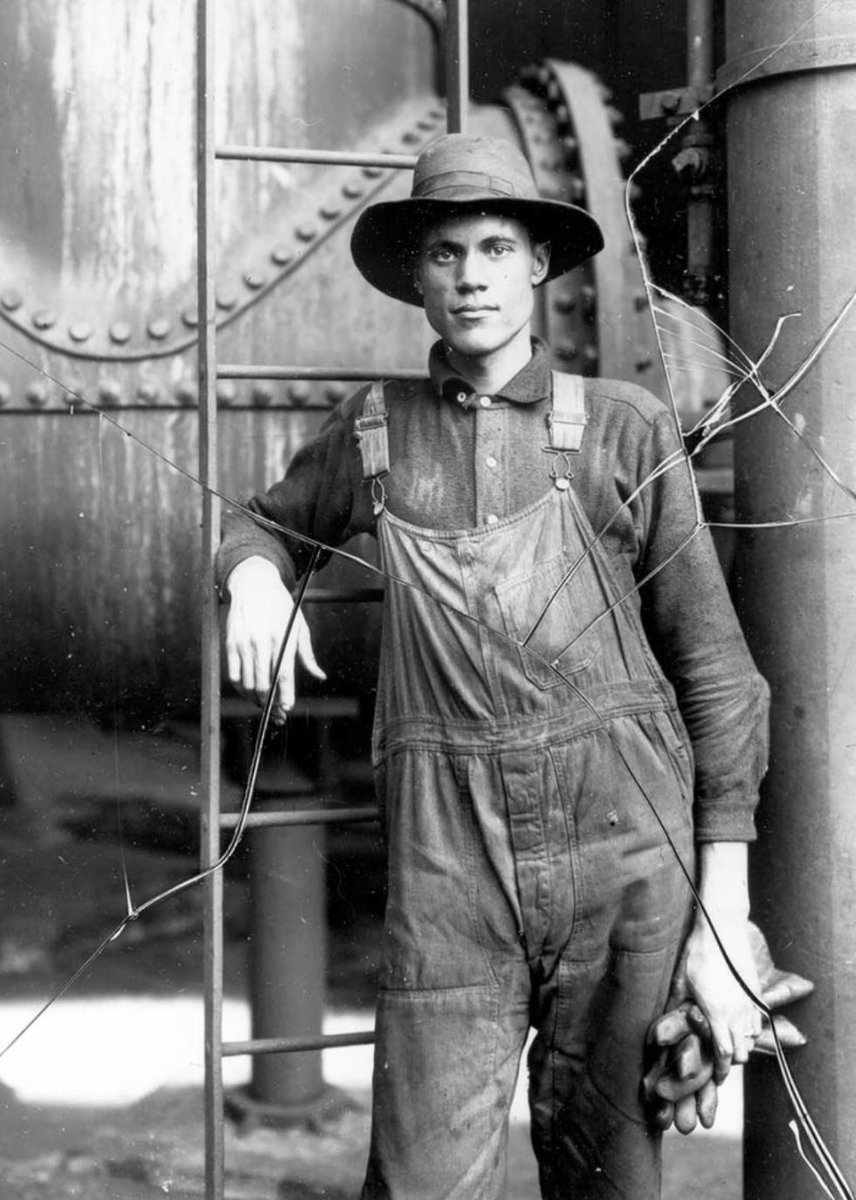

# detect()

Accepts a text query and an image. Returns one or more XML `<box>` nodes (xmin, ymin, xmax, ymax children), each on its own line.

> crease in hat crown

<box><xmin>350</xmin><ymin>132</ymin><xmax>605</xmax><ymax>307</ymax></box>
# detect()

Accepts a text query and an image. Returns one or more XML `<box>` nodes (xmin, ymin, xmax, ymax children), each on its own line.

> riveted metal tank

<box><xmin>0</xmin><ymin>0</ymin><xmax>675</xmax><ymax>723</ymax></box>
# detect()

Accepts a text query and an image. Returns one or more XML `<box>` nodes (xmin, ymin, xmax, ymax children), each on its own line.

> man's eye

<box><xmin>429</xmin><ymin>248</ymin><xmax>455</xmax><ymax>264</ymax></box>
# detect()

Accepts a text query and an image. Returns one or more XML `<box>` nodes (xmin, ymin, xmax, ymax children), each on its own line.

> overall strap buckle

<box><xmin>354</xmin><ymin>379</ymin><xmax>390</xmax><ymax>481</ymax></box>
<box><xmin>548</xmin><ymin>370</ymin><xmax>587</xmax><ymax>454</ymax></box>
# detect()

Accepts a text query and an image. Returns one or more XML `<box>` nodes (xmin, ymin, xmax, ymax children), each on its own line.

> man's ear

<box><xmin>531</xmin><ymin>241</ymin><xmax>551</xmax><ymax>285</ymax></box>
<box><xmin>413</xmin><ymin>269</ymin><xmax>424</xmax><ymax>296</ymax></box>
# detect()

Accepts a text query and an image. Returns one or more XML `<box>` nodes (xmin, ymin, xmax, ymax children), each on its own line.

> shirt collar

<box><xmin>429</xmin><ymin>337</ymin><xmax>553</xmax><ymax>409</ymax></box>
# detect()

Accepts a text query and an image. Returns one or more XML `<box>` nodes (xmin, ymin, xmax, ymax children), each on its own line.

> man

<box><xmin>217</xmin><ymin>134</ymin><xmax>769</xmax><ymax>1199</ymax></box>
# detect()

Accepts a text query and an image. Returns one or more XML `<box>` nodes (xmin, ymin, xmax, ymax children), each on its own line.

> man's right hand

<box><xmin>224</xmin><ymin>556</ymin><xmax>326</xmax><ymax>724</ymax></box>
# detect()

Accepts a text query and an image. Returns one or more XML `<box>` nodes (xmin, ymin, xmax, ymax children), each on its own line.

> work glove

<box><xmin>642</xmin><ymin>922</ymin><xmax>814</xmax><ymax>1134</ymax></box>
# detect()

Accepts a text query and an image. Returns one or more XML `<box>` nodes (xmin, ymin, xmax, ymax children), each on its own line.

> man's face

<box><xmin>414</xmin><ymin>212</ymin><xmax>550</xmax><ymax>363</ymax></box>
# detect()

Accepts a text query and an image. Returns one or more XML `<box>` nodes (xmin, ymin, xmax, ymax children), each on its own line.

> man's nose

<box><xmin>455</xmin><ymin>249</ymin><xmax>486</xmax><ymax>291</ymax></box>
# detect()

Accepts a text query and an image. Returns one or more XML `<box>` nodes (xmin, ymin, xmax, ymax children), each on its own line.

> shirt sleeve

<box><xmin>215</xmin><ymin>388</ymin><xmax>374</xmax><ymax>595</ymax></box>
<box><xmin>636</xmin><ymin>410</ymin><xmax>770</xmax><ymax>843</ymax></box>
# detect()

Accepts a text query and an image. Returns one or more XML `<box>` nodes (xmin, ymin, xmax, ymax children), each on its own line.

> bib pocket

<box><xmin>495</xmin><ymin>553</ymin><xmax>604</xmax><ymax>690</ymax></box>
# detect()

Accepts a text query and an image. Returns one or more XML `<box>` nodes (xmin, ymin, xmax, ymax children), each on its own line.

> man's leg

<box><xmin>361</xmin><ymin>748</ymin><xmax>530</xmax><ymax>1200</ymax></box>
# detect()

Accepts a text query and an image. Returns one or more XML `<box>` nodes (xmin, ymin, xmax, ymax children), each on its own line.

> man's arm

<box><xmin>216</xmin><ymin>389</ymin><xmax>373</xmax><ymax>718</ymax></box>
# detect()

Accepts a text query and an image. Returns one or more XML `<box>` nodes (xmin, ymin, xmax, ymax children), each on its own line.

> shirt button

<box><xmin>486</xmin><ymin>513</ymin><xmax>499</xmax><ymax>525</ymax></box>
<box><xmin>478</xmin><ymin>395</ymin><xmax>492</xmax><ymax>408</ymax></box>
<box><xmin>486</xmin><ymin>455</ymin><xmax>497</xmax><ymax>469</ymax></box>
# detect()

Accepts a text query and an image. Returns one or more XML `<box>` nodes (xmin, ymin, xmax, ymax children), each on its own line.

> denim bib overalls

<box><xmin>356</xmin><ymin>374</ymin><xmax>695</xmax><ymax>1200</ymax></box>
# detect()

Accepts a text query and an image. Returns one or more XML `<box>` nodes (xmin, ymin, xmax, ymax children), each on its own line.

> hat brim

<box><xmin>350</xmin><ymin>196</ymin><xmax>604</xmax><ymax>307</ymax></box>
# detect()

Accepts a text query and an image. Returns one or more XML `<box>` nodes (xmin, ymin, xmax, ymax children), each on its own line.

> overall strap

<box><xmin>354</xmin><ymin>379</ymin><xmax>389</xmax><ymax>480</ymax></box>
<box><xmin>548</xmin><ymin>370</ymin><xmax>587</xmax><ymax>453</ymax></box>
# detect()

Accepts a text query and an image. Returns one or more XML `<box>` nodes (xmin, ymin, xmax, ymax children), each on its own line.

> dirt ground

<box><xmin>0</xmin><ymin>715</ymin><xmax>742</xmax><ymax>1198</ymax></box>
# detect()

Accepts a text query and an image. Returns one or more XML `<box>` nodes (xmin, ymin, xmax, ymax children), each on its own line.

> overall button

<box><xmin>478</xmin><ymin>395</ymin><xmax>492</xmax><ymax>408</ymax></box>
<box><xmin>456</xmin><ymin>390</ymin><xmax>468</xmax><ymax>405</ymax></box>
<box><xmin>486</xmin><ymin>513</ymin><xmax>499</xmax><ymax>525</ymax></box>
<box><xmin>486</xmin><ymin>455</ymin><xmax>497</xmax><ymax>469</ymax></box>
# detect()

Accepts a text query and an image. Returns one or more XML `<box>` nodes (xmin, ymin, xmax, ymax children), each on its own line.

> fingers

<box><xmin>696</xmin><ymin>1077</ymin><xmax>718</xmax><ymax>1130</ymax></box>
<box><xmin>295</xmin><ymin>614</ymin><xmax>327</xmax><ymax>681</ymax></box>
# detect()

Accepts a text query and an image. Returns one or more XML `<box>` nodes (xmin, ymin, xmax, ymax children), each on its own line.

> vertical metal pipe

<box><xmin>682</xmin><ymin>0</ymin><xmax>715</xmax><ymax>300</ymax></box>
<box><xmin>248</xmin><ymin>810</ymin><xmax>327</xmax><ymax>1111</ymax></box>
<box><xmin>446</xmin><ymin>0</ymin><xmax>469</xmax><ymax>133</ymax></box>
<box><xmin>724</xmin><ymin>3</ymin><xmax>856</xmax><ymax>1197</ymax></box>
<box><xmin>197</xmin><ymin>0</ymin><xmax>224</xmax><ymax>1194</ymax></box>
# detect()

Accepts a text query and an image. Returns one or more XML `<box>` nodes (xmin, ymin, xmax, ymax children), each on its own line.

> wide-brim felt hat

<box><xmin>351</xmin><ymin>133</ymin><xmax>604</xmax><ymax>307</ymax></box>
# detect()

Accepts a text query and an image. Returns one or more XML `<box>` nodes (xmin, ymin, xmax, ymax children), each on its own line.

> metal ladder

<box><xmin>195</xmin><ymin>1</ymin><xmax>470</xmax><ymax>1193</ymax></box>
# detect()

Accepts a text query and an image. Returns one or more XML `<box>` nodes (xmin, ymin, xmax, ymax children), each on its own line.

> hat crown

<box><xmin>411</xmin><ymin>134</ymin><xmax>540</xmax><ymax>203</ymax></box>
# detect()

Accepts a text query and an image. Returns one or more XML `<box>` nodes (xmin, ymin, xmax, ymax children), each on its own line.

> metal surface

<box><xmin>724</xmin><ymin>2</ymin><xmax>856</xmax><ymax>1195</ymax></box>
<box><xmin>679</xmin><ymin>0</ymin><xmax>716</xmax><ymax>304</ymax></box>
<box><xmin>219</xmin><ymin>806</ymin><xmax>380</xmax><ymax>829</ymax></box>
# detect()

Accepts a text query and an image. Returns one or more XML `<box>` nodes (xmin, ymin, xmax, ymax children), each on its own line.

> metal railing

<box><xmin>196</xmin><ymin>1</ymin><xmax>469</xmax><ymax>1194</ymax></box>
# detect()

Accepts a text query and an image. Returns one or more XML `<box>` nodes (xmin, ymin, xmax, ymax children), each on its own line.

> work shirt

<box><xmin>217</xmin><ymin>338</ymin><xmax>769</xmax><ymax>843</ymax></box>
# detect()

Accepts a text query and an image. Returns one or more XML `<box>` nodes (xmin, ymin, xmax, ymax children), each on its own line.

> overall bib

<box><xmin>357</xmin><ymin>376</ymin><xmax>695</xmax><ymax>1200</ymax></box>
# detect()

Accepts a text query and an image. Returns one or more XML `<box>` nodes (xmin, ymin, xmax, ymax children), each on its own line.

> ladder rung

<box><xmin>216</xmin><ymin>144</ymin><xmax>417</xmax><ymax>169</ymax></box>
<box><xmin>304</xmin><ymin>587</ymin><xmax>384</xmax><ymax>603</ymax></box>
<box><xmin>220</xmin><ymin>805</ymin><xmax>379</xmax><ymax>829</ymax></box>
<box><xmin>217</xmin><ymin>365</ymin><xmax>424</xmax><ymax>382</ymax></box>
<box><xmin>222</xmin><ymin>1030</ymin><xmax>375</xmax><ymax>1058</ymax></box>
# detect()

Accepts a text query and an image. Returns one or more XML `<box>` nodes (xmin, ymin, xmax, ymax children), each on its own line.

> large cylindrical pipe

<box><xmin>247</xmin><ymin>810</ymin><xmax>327</xmax><ymax>1115</ymax></box>
<box><xmin>724</xmin><ymin>3</ymin><xmax>856</xmax><ymax>1196</ymax></box>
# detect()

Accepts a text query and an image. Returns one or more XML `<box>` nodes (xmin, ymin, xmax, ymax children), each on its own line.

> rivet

<box><xmin>26</xmin><ymin>381</ymin><xmax>49</xmax><ymax>407</ymax></box>
<box><xmin>539</xmin><ymin>157</ymin><xmax>559</xmax><ymax>173</ymax></box>
<box><xmin>417</xmin><ymin>118</ymin><xmax>436</xmax><ymax>131</ymax></box>
<box><xmin>325</xmin><ymin>382</ymin><xmax>347</xmax><ymax>403</ymax></box>
<box><xmin>147</xmin><ymin>317</ymin><xmax>171</xmax><ymax>340</ymax></box>
<box><xmin>581</xmin><ymin>285</ymin><xmax>596</xmax><ymax>317</ymax></box>
<box><xmin>555</xmin><ymin>340</ymin><xmax>577</xmax><ymax>361</ymax></box>
<box><xmin>553</xmin><ymin>293</ymin><xmax>577</xmax><ymax>314</ymax></box>
<box><xmin>598</xmin><ymin>83</ymin><xmax>614</xmax><ymax>103</ymax></box>
<box><xmin>271</xmin><ymin>245</ymin><xmax>293</xmax><ymax>266</ymax></box>
<box><xmin>98</xmin><ymin>380</ymin><xmax>122</xmax><ymax>405</ymax></box>
<box><xmin>0</xmin><ymin>380</ymin><xmax>10</xmax><ymax>406</ymax></box>
<box><xmin>563</xmin><ymin>135</ymin><xmax>578</xmax><ymax>156</ymax></box>
<box><xmin>243</xmin><ymin>270</ymin><xmax>266</xmax><ymax>290</ymax></box>
<box><xmin>402</xmin><ymin>130</ymin><xmax>420</xmax><ymax>145</ymax></box>
<box><xmin>182</xmin><ymin>307</ymin><xmax>199</xmax><ymax>329</ymax></box>
<box><xmin>342</xmin><ymin>180</ymin><xmax>365</xmax><ymax>200</ymax></box>
<box><xmin>288</xmin><ymin>381</ymin><xmax>311</xmax><ymax>406</ymax></box>
<box><xmin>635</xmin><ymin>349</ymin><xmax>653</xmax><ymax>371</ymax></box>
<box><xmin>519</xmin><ymin>65</ymin><xmax>539</xmax><ymax>83</ymax></box>
<box><xmin>628</xmin><ymin>182</ymin><xmax>643</xmax><ymax>203</ymax></box>
<box><xmin>1</xmin><ymin>289</ymin><xmax>23</xmax><ymax>311</ymax></box>
<box><xmin>216</xmin><ymin>289</ymin><xmax>238</xmax><ymax>310</ymax></box>
<box><xmin>319</xmin><ymin>202</ymin><xmax>342</xmax><ymax>220</ymax></box>
<box><xmin>615</xmin><ymin>139</ymin><xmax>632</xmax><ymax>161</ymax></box>
<box><xmin>606</xmin><ymin>106</ymin><xmax>624</xmax><ymax>128</ymax></box>
<box><xmin>252</xmin><ymin>383</ymin><xmax>274</xmax><ymax>406</ymax></box>
<box><xmin>32</xmin><ymin>310</ymin><xmax>56</xmax><ymax>331</ymax></box>
<box><xmin>68</xmin><ymin>322</ymin><xmax>92</xmax><ymax>343</ymax></box>
<box><xmin>634</xmin><ymin>291</ymin><xmax>649</xmax><ymax>312</ymax></box>
<box><xmin>295</xmin><ymin>223</ymin><xmax>318</xmax><ymax>242</ymax></box>
<box><xmin>568</xmin><ymin>178</ymin><xmax>586</xmax><ymax>202</ymax></box>
<box><xmin>175</xmin><ymin>381</ymin><xmax>198</xmax><ymax>405</ymax></box>
<box><xmin>137</xmin><ymin>382</ymin><xmax>160</xmax><ymax>404</ymax></box>
<box><xmin>546</xmin><ymin>80</ymin><xmax>562</xmax><ymax>105</ymax></box>
<box><xmin>216</xmin><ymin>381</ymin><xmax>237</xmax><ymax>405</ymax></box>
<box><xmin>362</xmin><ymin>165</ymin><xmax>384</xmax><ymax>179</ymax></box>
<box><xmin>537</xmin><ymin>65</ymin><xmax>552</xmax><ymax>87</ymax></box>
<box><xmin>109</xmin><ymin>321</ymin><xmax>132</xmax><ymax>344</ymax></box>
<box><xmin>429</xmin><ymin>107</ymin><xmax>445</xmax><ymax>120</ymax></box>
<box><xmin>661</xmin><ymin>93</ymin><xmax>681</xmax><ymax>115</ymax></box>
<box><xmin>583</xmin><ymin>345</ymin><xmax>599</xmax><ymax>366</ymax></box>
<box><xmin>530</xmin><ymin>131</ymin><xmax>547</xmax><ymax>145</ymax></box>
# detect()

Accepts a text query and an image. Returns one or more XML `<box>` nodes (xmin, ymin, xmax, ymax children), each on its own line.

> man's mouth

<box><xmin>452</xmin><ymin>305</ymin><xmax>497</xmax><ymax>316</ymax></box>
